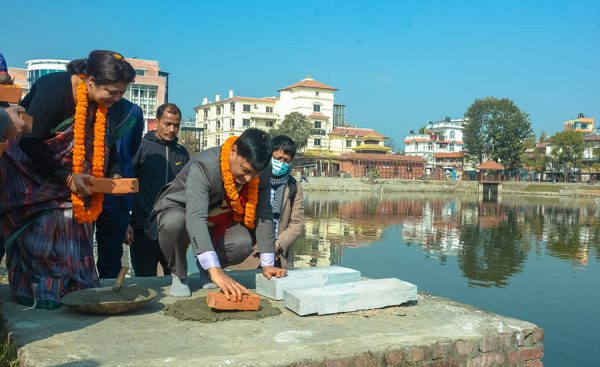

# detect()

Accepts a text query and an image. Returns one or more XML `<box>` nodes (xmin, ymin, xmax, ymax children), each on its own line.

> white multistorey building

<box><xmin>403</xmin><ymin>117</ymin><xmax>467</xmax><ymax>167</ymax></box>
<box><xmin>195</xmin><ymin>78</ymin><xmax>337</xmax><ymax>149</ymax></box>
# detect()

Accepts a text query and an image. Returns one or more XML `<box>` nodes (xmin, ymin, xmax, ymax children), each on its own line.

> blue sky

<box><xmin>3</xmin><ymin>0</ymin><xmax>599</xmax><ymax>145</ymax></box>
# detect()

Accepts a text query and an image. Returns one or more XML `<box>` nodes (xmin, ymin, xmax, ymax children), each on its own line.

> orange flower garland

<box><xmin>71</xmin><ymin>76</ymin><xmax>107</xmax><ymax>223</ymax></box>
<box><xmin>220</xmin><ymin>136</ymin><xmax>259</xmax><ymax>229</ymax></box>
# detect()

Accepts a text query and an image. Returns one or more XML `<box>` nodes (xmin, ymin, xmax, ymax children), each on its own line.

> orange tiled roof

<box><xmin>340</xmin><ymin>153</ymin><xmax>425</xmax><ymax>162</ymax></box>
<box><xmin>279</xmin><ymin>78</ymin><xmax>337</xmax><ymax>91</ymax></box>
<box><xmin>478</xmin><ymin>161</ymin><xmax>505</xmax><ymax>170</ymax></box>
<box><xmin>332</xmin><ymin>127</ymin><xmax>385</xmax><ymax>138</ymax></box>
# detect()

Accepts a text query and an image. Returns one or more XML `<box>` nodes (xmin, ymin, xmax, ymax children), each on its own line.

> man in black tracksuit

<box><xmin>126</xmin><ymin>103</ymin><xmax>190</xmax><ymax>276</ymax></box>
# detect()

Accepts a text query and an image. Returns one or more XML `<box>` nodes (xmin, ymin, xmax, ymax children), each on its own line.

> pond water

<box><xmin>292</xmin><ymin>192</ymin><xmax>600</xmax><ymax>366</ymax></box>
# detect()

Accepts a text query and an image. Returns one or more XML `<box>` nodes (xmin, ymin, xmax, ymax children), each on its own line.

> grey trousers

<box><xmin>157</xmin><ymin>207</ymin><xmax>254</xmax><ymax>280</ymax></box>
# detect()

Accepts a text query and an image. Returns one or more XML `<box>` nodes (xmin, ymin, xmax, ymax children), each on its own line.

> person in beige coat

<box><xmin>230</xmin><ymin>135</ymin><xmax>304</xmax><ymax>269</ymax></box>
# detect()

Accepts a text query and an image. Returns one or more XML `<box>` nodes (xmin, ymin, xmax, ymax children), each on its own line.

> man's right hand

<box><xmin>207</xmin><ymin>267</ymin><xmax>249</xmax><ymax>301</ymax></box>
<box><xmin>124</xmin><ymin>224</ymin><xmax>134</xmax><ymax>245</ymax></box>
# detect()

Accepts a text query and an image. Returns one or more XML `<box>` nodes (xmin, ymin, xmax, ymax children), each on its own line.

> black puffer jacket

<box><xmin>130</xmin><ymin>131</ymin><xmax>190</xmax><ymax>229</ymax></box>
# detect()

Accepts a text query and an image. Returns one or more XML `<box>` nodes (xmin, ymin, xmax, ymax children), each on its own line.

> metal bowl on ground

<box><xmin>61</xmin><ymin>286</ymin><xmax>157</xmax><ymax>315</ymax></box>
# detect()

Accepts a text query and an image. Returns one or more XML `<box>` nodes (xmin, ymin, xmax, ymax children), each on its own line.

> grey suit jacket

<box><xmin>150</xmin><ymin>146</ymin><xmax>275</xmax><ymax>255</ymax></box>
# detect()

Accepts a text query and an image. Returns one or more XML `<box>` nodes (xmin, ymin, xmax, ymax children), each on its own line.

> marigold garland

<box><xmin>220</xmin><ymin>136</ymin><xmax>259</xmax><ymax>229</ymax></box>
<box><xmin>71</xmin><ymin>75</ymin><xmax>107</xmax><ymax>223</ymax></box>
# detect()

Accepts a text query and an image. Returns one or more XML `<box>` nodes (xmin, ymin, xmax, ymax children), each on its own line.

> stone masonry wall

<box><xmin>291</xmin><ymin>327</ymin><xmax>544</xmax><ymax>367</ymax></box>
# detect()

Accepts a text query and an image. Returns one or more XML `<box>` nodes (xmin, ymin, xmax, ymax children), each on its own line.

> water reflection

<box><xmin>295</xmin><ymin>193</ymin><xmax>600</xmax><ymax>287</ymax></box>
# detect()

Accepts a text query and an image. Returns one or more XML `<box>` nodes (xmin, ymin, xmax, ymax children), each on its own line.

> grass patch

<box><xmin>522</xmin><ymin>184</ymin><xmax>565</xmax><ymax>193</ymax></box>
<box><xmin>0</xmin><ymin>329</ymin><xmax>18</xmax><ymax>367</ymax></box>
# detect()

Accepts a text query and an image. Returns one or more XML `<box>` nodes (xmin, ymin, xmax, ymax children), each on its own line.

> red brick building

<box><xmin>339</xmin><ymin>153</ymin><xmax>425</xmax><ymax>179</ymax></box>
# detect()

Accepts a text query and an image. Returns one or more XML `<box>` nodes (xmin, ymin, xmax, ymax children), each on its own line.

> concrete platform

<box><xmin>0</xmin><ymin>274</ymin><xmax>544</xmax><ymax>367</ymax></box>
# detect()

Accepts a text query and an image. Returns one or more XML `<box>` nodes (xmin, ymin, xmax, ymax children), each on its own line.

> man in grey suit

<box><xmin>149</xmin><ymin>128</ymin><xmax>286</xmax><ymax>299</ymax></box>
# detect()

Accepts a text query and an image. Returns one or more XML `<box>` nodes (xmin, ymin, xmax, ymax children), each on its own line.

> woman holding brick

<box><xmin>0</xmin><ymin>50</ymin><xmax>138</xmax><ymax>309</ymax></box>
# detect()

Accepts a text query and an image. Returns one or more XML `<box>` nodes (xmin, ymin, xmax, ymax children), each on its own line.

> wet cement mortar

<box><xmin>163</xmin><ymin>297</ymin><xmax>281</xmax><ymax>322</ymax></box>
<box><xmin>62</xmin><ymin>286</ymin><xmax>151</xmax><ymax>304</ymax></box>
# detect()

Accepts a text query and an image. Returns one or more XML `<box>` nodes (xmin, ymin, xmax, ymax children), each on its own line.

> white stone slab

<box><xmin>283</xmin><ymin>278</ymin><xmax>417</xmax><ymax>316</ymax></box>
<box><xmin>256</xmin><ymin>266</ymin><xmax>361</xmax><ymax>300</ymax></box>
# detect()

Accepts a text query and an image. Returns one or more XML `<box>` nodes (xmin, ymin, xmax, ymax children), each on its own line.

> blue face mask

<box><xmin>272</xmin><ymin>158</ymin><xmax>290</xmax><ymax>176</ymax></box>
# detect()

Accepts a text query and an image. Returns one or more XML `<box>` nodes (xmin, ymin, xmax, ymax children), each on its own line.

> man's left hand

<box><xmin>262</xmin><ymin>266</ymin><xmax>287</xmax><ymax>279</ymax></box>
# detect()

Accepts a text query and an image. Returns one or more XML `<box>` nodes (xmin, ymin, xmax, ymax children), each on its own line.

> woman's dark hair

<box><xmin>272</xmin><ymin>135</ymin><xmax>297</xmax><ymax>159</ymax></box>
<box><xmin>234</xmin><ymin>128</ymin><xmax>273</xmax><ymax>171</ymax></box>
<box><xmin>157</xmin><ymin>103</ymin><xmax>182</xmax><ymax>120</ymax></box>
<box><xmin>67</xmin><ymin>50</ymin><xmax>135</xmax><ymax>85</ymax></box>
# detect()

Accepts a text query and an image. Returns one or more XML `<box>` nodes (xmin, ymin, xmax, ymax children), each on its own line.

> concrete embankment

<box><xmin>300</xmin><ymin>177</ymin><xmax>600</xmax><ymax>198</ymax></box>
<box><xmin>0</xmin><ymin>275</ymin><xmax>544</xmax><ymax>366</ymax></box>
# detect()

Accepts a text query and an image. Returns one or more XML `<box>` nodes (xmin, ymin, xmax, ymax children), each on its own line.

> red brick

<box><xmin>525</xmin><ymin>360</ymin><xmax>543</xmax><ymax>367</ymax></box>
<box><xmin>385</xmin><ymin>350</ymin><xmax>403</xmax><ymax>366</ymax></box>
<box><xmin>408</xmin><ymin>347</ymin><xmax>424</xmax><ymax>362</ymax></box>
<box><xmin>0</xmin><ymin>84</ymin><xmax>22</xmax><ymax>103</ymax></box>
<box><xmin>432</xmin><ymin>343</ymin><xmax>450</xmax><ymax>360</ymax></box>
<box><xmin>88</xmin><ymin>178</ymin><xmax>139</xmax><ymax>194</ymax></box>
<box><xmin>508</xmin><ymin>351</ymin><xmax>520</xmax><ymax>364</ymax></box>
<box><xmin>423</xmin><ymin>361</ymin><xmax>459</xmax><ymax>367</ymax></box>
<box><xmin>519</xmin><ymin>347</ymin><xmax>544</xmax><ymax>361</ymax></box>
<box><xmin>532</xmin><ymin>328</ymin><xmax>544</xmax><ymax>344</ymax></box>
<box><xmin>205</xmin><ymin>291</ymin><xmax>260</xmax><ymax>311</ymax></box>
<box><xmin>455</xmin><ymin>340</ymin><xmax>475</xmax><ymax>356</ymax></box>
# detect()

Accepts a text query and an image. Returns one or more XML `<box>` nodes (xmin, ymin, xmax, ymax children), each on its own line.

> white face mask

<box><xmin>271</xmin><ymin>157</ymin><xmax>290</xmax><ymax>176</ymax></box>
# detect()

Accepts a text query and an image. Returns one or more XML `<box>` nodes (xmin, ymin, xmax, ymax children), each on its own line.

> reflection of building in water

<box><xmin>402</xmin><ymin>200</ymin><xmax>462</xmax><ymax>256</ymax></box>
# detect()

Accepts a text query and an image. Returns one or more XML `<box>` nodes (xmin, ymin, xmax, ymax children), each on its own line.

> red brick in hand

<box><xmin>206</xmin><ymin>292</ymin><xmax>260</xmax><ymax>311</ymax></box>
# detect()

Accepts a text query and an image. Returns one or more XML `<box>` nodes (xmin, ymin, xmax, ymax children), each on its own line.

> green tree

<box><xmin>549</xmin><ymin>130</ymin><xmax>585</xmax><ymax>181</ymax></box>
<box><xmin>463</xmin><ymin>97</ymin><xmax>532</xmax><ymax>169</ymax></box>
<box><xmin>270</xmin><ymin>112</ymin><xmax>312</xmax><ymax>151</ymax></box>
<box><xmin>521</xmin><ymin>133</ymin><xmax>547</xmax><ymax>174</ymax></box>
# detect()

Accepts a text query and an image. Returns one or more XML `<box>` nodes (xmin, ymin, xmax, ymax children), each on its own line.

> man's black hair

<box><xmin>234</xmin><ymin>128</ymin><xmax>273</xmax><ymax>171</ymax></box>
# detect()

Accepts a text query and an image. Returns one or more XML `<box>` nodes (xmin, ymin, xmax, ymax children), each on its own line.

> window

<box><xmin>428</xmin><ymin>142</ymin><xmax>434</xmax><ymax>151</ymax></box>
<box><xmin>216</xmin><ymin>121</ymin><xmax>221</xmax><ymax>130</ymax></box>
<box><xmin>216</xmin><ymin>136</ymin><xmax>221</xmax><ymax>146</ymax></box>
<box><xmin>216</xmin><ymin>106</ymin><xmax>221</xmax><ymax>115</ymax></box>
<box><xmin>243</xmin><ymin>104</ymin><xmax>251</xmax><ymax>112</ymax></box>
<box><xmin>204</xmin><ymin>109</ymin><xmax>209</xmax><ymax>119</ymax></box>
<box><xmin>450</xmin><ymin>131</ymin><xmax>455</xmax><ymax>140</ymax></box>
<box><xmin>135</xmin><ymin>69</ymin><xmax>146</xmax><ymax>76</ymax></box>
<box><xmin>314</xmin><ymin>138</ymin><xmax>321</xmax><ymax>146</ymax></box>
<box><xmin>313</xmin><ymin>104</ymin><xmax>321</xmax><ymax>112</ymax></box>
<box><xmin>449</xmin><ymin>143</ymin><xmax>455</xmax><ymax>152</ymax></box>
<box><xmin>243</xmin><ymin>119</ymin><xmax>250</xmax><ymax>127</ymax></box>
<box><xmin>266</xmin><ymin>120</ymin><xmax>274</xmax><ymax>127</ymax></box>
<box><xmin>314</xmin><ymin>121</ymin><xmax>321</xmax><ymax>128</ymax></box>
<box><xmin>126</xmin><ymin>84</ymin><xmax>158</xmax><ymax>119</ymax></box>
<box><xmin>230</xmin><ymin>102</ymin><xmax>235</xmax><ymax>112</ymax></box>
<box><xmin>266</xmin><ymin>106</ymin><xmax>273</xmax><ymax>113</ymax></box>
<box><xmin>415</xmin><ymin>143</ymin><xmax>419</xmax><ymax>150</ymax></box>
<box><xmin>346</xmin><ymin>140</ymin><xmax>352</xmax><ymax>148</ymax></box>
<box><xmin>357</xmin><ymin>140</ymin><xmax>362</xmax><ymax>146</ymax></box>
<box><xmin>230</xmin><ymin>119</ymin><xmax>235</xmax><ymax>128</ymax></box>
<box><xmin>316</xmin><ymin>91</ymin><xmax>320</xmax><ymax>96</ymax></box>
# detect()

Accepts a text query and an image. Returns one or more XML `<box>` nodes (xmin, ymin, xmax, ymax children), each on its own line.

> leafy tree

<box><xmin>549</xmin><ymin>130</ymin><xmax>585</xmax><ymax>181</ymax></box>
<box><xmin>270</xmin><ymin>112</ymin><xmax>312</xmax><ymax>151</ymax></box>
<box><xmin>521</xmin><ymin>133</ymin><xmax>547</xmax><ymax>174</ymax></box>
<box><xmin>463</xmin><ymin>97</ymin><xmax>532</xmax><ymax>169</ymax></box>
<box><xmin>538</xmin><ymin>131</ymin><xmax>548</xmax><ymax>143</ymax></box>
